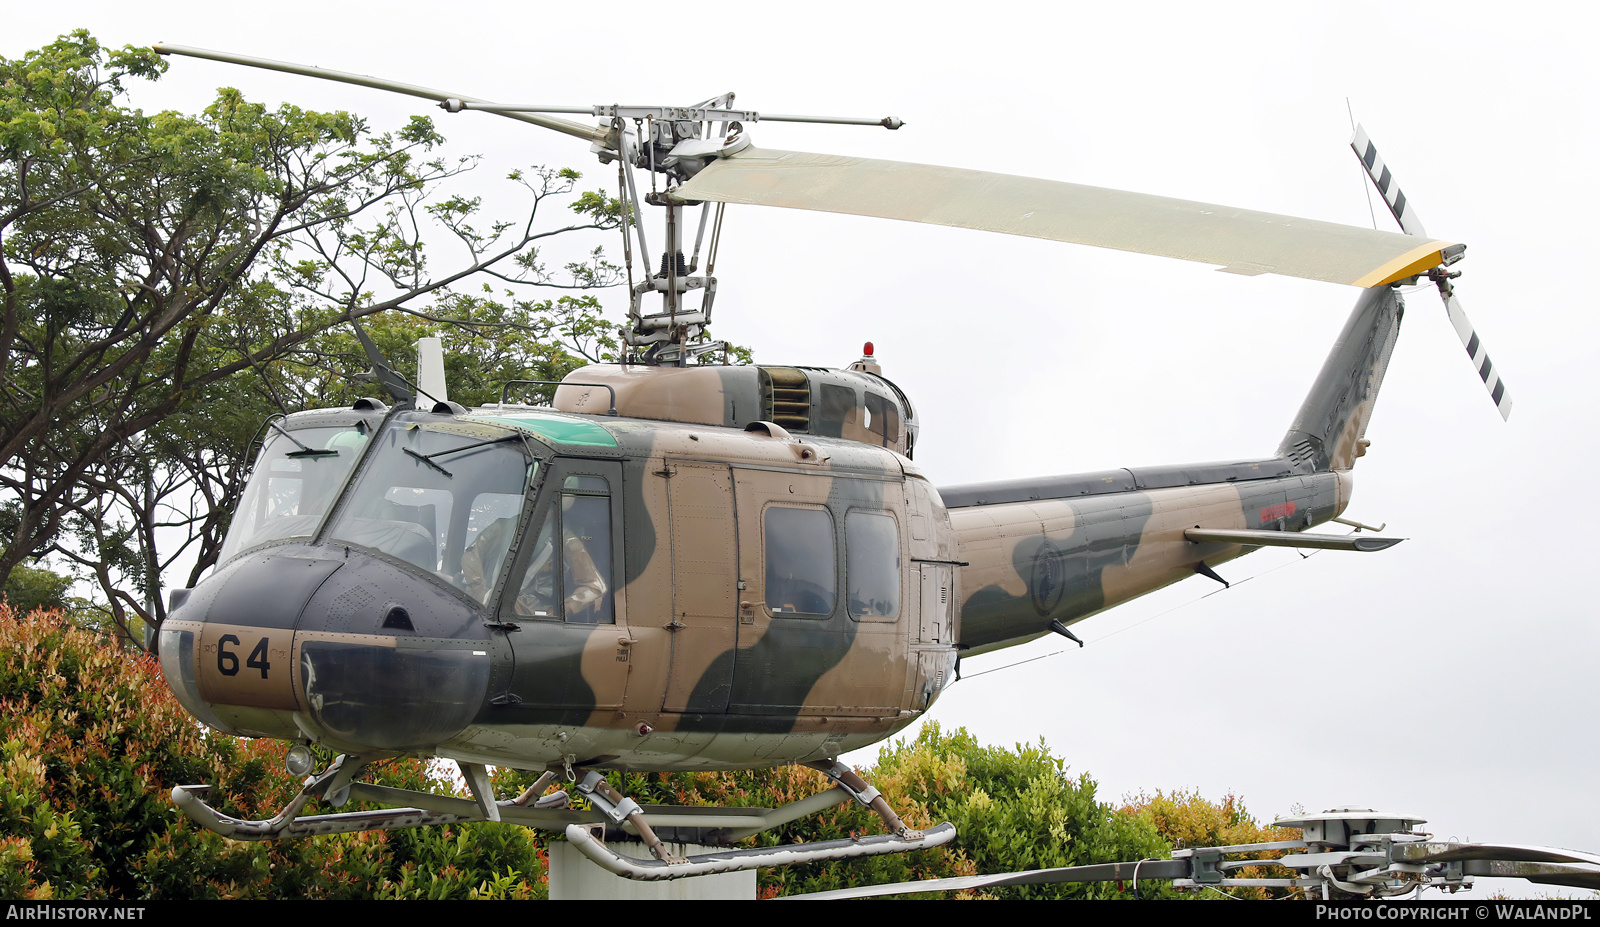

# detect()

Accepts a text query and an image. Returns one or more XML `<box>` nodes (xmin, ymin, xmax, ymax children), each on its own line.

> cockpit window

<box><xmin>329</xmin><ymin>422</ymin><xmax>533</xmax><ymax>600</ymax></box>
<box><xmin>220</xmin><ymin>424</ymin><xmax>369</xmax><ymax>562</ymax></box>
<box><xmin>503</xmin><ymin>472</ymin><xmax>614</xmax><ymax>624</ymax></box>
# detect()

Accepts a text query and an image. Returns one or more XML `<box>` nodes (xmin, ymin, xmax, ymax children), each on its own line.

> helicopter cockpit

<box><xmin>323</xmin><ymin>419</ymin><xmax>533</xmax><ymax>602</ymax></box>
<box><xmin>215</xmin><ymin>409</ymin><xmax>621</xmax><ymax>625</ymax></box>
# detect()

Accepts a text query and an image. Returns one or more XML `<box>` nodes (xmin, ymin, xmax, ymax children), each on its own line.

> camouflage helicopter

<box><xmin>150</xmin><ymin>46</ymin><xmax>1509</xmax><ymax>880</ymax></box>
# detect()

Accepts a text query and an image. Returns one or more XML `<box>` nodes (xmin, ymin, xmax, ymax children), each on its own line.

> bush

<box><xmin>0</xmin><ymin>603</ymin><xmax>546</xmax><ymax>899</ymax></box>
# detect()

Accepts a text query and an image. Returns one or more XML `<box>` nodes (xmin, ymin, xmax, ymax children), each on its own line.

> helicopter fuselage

<box><xmin>160</xmin><ymin>362</ymin><xmax>966</xmax><ymax>772</ymax></box>
<box><xmin>160</xmin><ymin>277</ymin><xmax>1390</xmax><ymax>777</ymax></box>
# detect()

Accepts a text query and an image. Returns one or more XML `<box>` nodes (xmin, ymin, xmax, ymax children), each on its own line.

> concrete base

<box><xmin>548</xmin><ymin>840</ymin><xmax>758</xmax><ymax>900</ymax></box>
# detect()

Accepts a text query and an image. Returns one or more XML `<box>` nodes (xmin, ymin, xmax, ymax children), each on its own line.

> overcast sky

<box><xmin>9</xmin><ymin>2</ymin><xmax>1597</xmax><ymax>899</ymax></box>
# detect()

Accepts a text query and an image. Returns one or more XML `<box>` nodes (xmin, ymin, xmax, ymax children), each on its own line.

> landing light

<box><xmin>285</xmin><ymin>744</ymin><xmax>315</xmax><ymax>777</ymax></box>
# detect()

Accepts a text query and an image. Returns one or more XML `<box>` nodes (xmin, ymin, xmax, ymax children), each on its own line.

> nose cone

<box><xmin>160</xmin><ymin>546</ymin><xmax>492</xmax><ymax>754</ymax></box>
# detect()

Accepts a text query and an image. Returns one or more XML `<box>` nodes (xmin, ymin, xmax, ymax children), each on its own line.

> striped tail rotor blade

<box><xmin>1351</xmin><ymin>125</ymin><xmax>1512</xmax><ymax>422</ymax></box>
<box><xmin>1442</xmin><ymin>289</ymin><xmax>1513</xmax><ymax>421</ymax></box>
<box><xmin>1351</xmin><ymin>124</ymin><xmax>1428</xmax><ymax>237</ymax></box>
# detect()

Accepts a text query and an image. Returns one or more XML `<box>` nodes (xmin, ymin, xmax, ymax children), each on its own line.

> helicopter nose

<box><xmin>160</xmin><ymin>549</ymin><xmax>343</xmax><ymax>740</ymax></box>
<box><xmin>159</xmin><ymin>546</ymin><xmax>493</xmax><ymax>753</ymax></box>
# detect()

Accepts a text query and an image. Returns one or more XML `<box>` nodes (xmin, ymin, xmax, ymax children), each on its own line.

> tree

<box><xmin>0</xmin><ymin>32</ymin><xmax>622</xmax><ymax>643</ymax></box>
<box><xmin>0</xmin><ymin>562</ymin><xmax>71</xmax><ymax>615</ymax></box>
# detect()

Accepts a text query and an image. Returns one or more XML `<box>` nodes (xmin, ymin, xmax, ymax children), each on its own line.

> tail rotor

<box><xmin>1351</xmin><ymin>125</ymin><xmax>1512</xmax><ymax>421</ymax></box>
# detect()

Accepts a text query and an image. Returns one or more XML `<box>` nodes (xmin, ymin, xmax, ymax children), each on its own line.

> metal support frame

<box><xmin>790</xmin><ymin>808</ymin><xmax>1600</xmax><ymax>900</ymax></box>
<box><xmin>170</xmin><ymin>755</ymin><xmax>956</xmax><ymax>882</ymax></box>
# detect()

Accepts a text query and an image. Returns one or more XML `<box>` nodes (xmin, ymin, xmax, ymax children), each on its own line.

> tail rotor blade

<box><xmin>1351</xmin><ymin>125</ymin><xmax>1512</xmax><ymax>421</ymax></box>
<box><xmin>1440</xmin><ymin>285</ymin><xmax>1513</xmax><ymax>421</ymax></box>
<box><xmin>1351</xmin><ymin>124</ymin><xmax>1429</xmax><ymax>237</ymax></box>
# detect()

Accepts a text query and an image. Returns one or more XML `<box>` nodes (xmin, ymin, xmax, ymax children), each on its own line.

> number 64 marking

<box><xmin>217</xmin><ymin>634</ymin><xmax>272</xmax><ymax>679</ymax></box>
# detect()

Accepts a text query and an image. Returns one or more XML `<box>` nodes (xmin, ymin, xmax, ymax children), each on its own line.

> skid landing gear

<box><xmin>171</xmin><ymin>754</ymin><xmax>955</xmax><ymax>881</ymax></box>
<box><xmin>563</xmin><ymin>760</ymin><xmax>955</xmax><ymax>881</ymax></box>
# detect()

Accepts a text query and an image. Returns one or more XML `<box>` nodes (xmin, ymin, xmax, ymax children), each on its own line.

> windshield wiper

<box><xmin>268</xmin><ymin>420</ymin><xmax>340</xmax><ymax>458</ymax></box>
<box><xmin>404</xmin><ymin>447</ymin><xmax>453</xmax><ymax>478</ymax></box>
<box><xmin>402</xmin><ymin>434</ymin><xmax>522</xmax><ymax>479</ymax></box>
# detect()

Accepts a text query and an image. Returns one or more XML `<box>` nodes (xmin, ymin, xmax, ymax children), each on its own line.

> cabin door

<box><xmin>729</xmin><ymin>468</ymin><xmax>908</xmax><ymax>717</ymax></box>
<box><xmin>492</xmin><ymin>458</ymin><xmax>629</xmax><ymax>712</ymax></box>
<box><xmin>660</xmin><ymin>461</ymin><xmax>739</xmax><ymax>713</ymax></box>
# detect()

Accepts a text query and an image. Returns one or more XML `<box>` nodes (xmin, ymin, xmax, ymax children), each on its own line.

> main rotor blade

<box><xmin>673</xmin><ymin>147</ymin><xmax>1458</xmax><ymax>287</ymax></box>
<box><xmin>152</xmin><ymin>44</ymin><xmax>610</xmax><ymax>147</ymax></box>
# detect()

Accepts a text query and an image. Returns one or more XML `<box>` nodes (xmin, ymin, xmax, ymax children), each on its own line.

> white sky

<box><xmin>10</xmin><ymin>1</ymin><xmax>1597</xmax><ymax>899</ymax></box>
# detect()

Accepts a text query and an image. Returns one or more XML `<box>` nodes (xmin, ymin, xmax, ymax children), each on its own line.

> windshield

<box><xmin>219</xmin><ymin>423</ymin><xmax>369</xmax><ymax>563</ymax></box>
<box><xmin>329</xmin><ymin>421</ymin><xmax>535</xmax><ymax>601</ymax></box>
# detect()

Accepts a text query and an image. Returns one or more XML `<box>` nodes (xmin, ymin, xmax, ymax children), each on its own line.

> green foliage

<box><xmin>873</xmin><ymin>724</ymin><xmax>1178</xmax><ymax>899</ymax></box>
<box><xmin>1122</xmin><ymin>788</ymin><xmax>1302</xmax><ymax>899</ymax></box>
<box><xmin>1</xmin><ymin>563</ymin><xmax>72</xmax><ymax>615</ymax></box>
<box><xmin>0</xmin><ymin>31</ymin><xmax>625</xmax><ymax>637</ymax></box>
<box><xmin>0</xmin><ymin>602</ymin><xmax>547</xmax><ymax>899</ymax></box>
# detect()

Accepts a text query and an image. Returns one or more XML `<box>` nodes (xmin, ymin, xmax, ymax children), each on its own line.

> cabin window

<box><xmin>865</xmin><ymin>392</ymin><xmax>899</xmax><ymax>447</ymax></box>
<box><xmin>814</xmin><ymin>384</ymin><xmax>856</xmax><ymax>439</ymax></box>
<box><xmin>220</xmin><ymin>424</ymin><xmax>368</xmax><ymax>562</ymax></box>
<box><xmin>505</xmin><ymin>474</ymin><xmax>614</xmax><ymax>624</ymax></box>
<box><xmin>764</xmin><ymin>506</ymin><xmax>835</xmax><ymax>617</ymax></box>
<box><xmin>329</xmin><ymin>423</ymin><xmax>531</xmax><ymax>598</ymax></box>
<box><xmin>846</xmin><ymin>510</ymin><xmax>900</xmax><ymax>620</ymax></box>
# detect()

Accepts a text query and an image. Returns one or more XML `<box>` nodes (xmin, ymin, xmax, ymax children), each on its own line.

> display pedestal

<box><xmin>547</xmin><ymin>841</ymin><xmax>758</xmax><ymax>900</ymax></box>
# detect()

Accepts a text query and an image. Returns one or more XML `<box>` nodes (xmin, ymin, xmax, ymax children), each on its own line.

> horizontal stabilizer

<box><xmin>1185</xmin><ymin>527</ymin><xmax>1403</xmax><ymax>551</ymax></box>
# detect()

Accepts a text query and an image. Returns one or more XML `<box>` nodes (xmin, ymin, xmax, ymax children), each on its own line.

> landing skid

<box><xmin>566</xmin><ymin>820</ymin><xmax>957</xmax><ymax>881</ymax></box>
<box><xmin>170</xmin><ymin>754</ymin><xmax>954</xmax><ymax>880</ymax></box>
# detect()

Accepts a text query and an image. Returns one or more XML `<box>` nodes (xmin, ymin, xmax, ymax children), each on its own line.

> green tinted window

<box><xmin>220</xmin><ymin>424</ymin><xmax>368</xmax><ymax>562</ymax></box>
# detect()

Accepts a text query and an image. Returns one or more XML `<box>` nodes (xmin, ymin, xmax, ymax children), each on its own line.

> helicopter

<box><xmin>147</xmin><ymin>45</ymin><xmax>1512</xmax><ymax>880</ymax></box>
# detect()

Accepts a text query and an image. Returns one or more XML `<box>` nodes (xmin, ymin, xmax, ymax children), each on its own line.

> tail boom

<box><xmin>946</xmin><ymin>469</ymin><xmax>1342</xmax><ymax>655</ymax></box>
<box><xmin>945</xmin><ymin>285</ymin><xmax>1403</xmax><ymax>656</ymax></box>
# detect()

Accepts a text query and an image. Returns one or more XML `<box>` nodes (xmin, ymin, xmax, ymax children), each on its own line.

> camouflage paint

<box><xmin>160</xmin><ymin>285</ymin><xmax>1402</xmax><ymax>773</ymax></box>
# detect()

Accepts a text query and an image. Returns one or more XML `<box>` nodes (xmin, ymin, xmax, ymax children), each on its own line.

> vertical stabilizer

<box><xmin>1278</xmin><ymin>286</ymin><xmax>1403</xmax><ymax>472</ymax></box>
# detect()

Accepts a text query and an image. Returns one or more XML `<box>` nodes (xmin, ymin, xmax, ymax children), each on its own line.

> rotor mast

<box><xmin>475</xmin><ymin>97</ymin><xmax>903</xmax><ymax>365</ymax></box>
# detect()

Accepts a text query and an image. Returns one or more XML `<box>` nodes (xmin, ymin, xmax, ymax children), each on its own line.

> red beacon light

<box><xmin>852</xmin><ymin>341</ymin><xmax>882</xmax><ymax>375</ymax></box>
